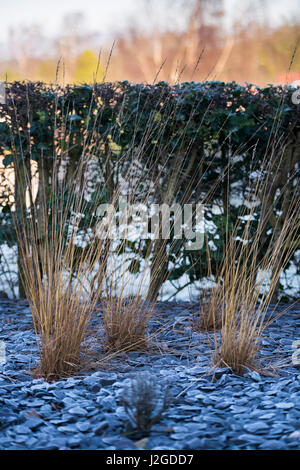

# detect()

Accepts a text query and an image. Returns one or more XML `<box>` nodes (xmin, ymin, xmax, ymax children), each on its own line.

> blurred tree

<box><xmin>73</xmin><ymin>49</ymin><xmax>103</xmax><ymax>83</ymax></box>
<box><xmin>9</xmin><ymin>25</ymin><xmax>46</xmax><ymax>79</ymax></box>
<box><xmin>117</xmin><ymin>0</ymin><xmax>225</xmax><ymax>82</ymax></box>
<box><xmin>56</xmin><ymin>12</ymin><xmax>87</xmax><ymax>83</ymax></box>
<box><xmin>258</xmin><ymin>24</ymin><xmax>300</xmax><ymax>81</ymax></box>
<box><xmin>38</xmin><ymin>59</ymin><xmax>57</xmax><ymax>82</ymax></box>
<box><xmin>0</xmin><ymin>67</ymin><xmax>20</xmax><ymax>81</ymax></box>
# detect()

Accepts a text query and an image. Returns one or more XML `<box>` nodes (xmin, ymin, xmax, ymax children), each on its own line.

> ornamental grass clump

<box><xmin>15</xmin><ymin>162</ymin><xmax>110</xmax><ymax>380</ymax></box>
<box><xmin>212</xmin><ymin>169</ymin><xmax>300</xmax><ymax>375</ymax></box>
<box><xmin>193</xmin><ymin>236</ymin><xmax>223</xmax><ymax>331</ymax></box>
<box><xmin>101</xmin><ymin>295</ymin><xmax>153</xmax><ymax>353</ymax></box>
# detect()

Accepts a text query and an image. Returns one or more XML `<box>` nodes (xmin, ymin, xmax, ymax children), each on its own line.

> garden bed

<box><xmin>0</xmin><ymin>299</ymin><xmax>299</xmax><ymax>450</ymax></box>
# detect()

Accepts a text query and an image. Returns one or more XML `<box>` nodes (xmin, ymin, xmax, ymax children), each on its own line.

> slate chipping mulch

<box><xmin>0</xmin><ymin>298</ymin><xmax>299</xmax><ymax>450</ymax></box>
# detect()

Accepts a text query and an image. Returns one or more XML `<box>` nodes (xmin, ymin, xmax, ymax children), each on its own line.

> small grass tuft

<box><xmin>101</xmin><ymin>295</ymin><xmax>152</xmax><ymax>353</ymax></box>
<box><xmin>120</xmin><ymin>372</ymin><xmax>171</xmax><ymax>434</ymax></box>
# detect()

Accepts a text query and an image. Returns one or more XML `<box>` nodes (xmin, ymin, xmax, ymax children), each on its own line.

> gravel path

<box><xmin>0</xmin><ymin>299</ymin><xmax>299</xmax><ymax>450</ymax></box>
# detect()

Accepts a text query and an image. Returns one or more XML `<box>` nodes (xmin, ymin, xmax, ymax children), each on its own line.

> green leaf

<box><xmin>3</xmin><ymin>154</ymin><xmax>14</xmax><ymax>167</ymax></box>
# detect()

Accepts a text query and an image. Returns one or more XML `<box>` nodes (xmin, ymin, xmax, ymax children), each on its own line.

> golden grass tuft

<box><xmin>17</xmin><ymin>194</ymin><xmax>109</xmax><ymax>380</ymax></box>
<box><xmin>101</xmin><ymin>295</ymin><xmax>153</xmax><ymax>353</ymax></box>
<box><xmin>211</xmin><ymin>202</ymin><xmax>299</xmax><ymax>375</ymax></box>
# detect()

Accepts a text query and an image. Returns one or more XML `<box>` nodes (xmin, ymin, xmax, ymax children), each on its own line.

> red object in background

<box><xmin>276</xmin><ymin>71</ymin><xmax>300</xmax><ymax>85</ymax></box>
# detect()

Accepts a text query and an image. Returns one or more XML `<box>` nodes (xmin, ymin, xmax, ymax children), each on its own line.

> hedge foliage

<box><xmin>0</xmin><ymin>80</ymin><xmax>299</xmax><ymax>299</ymax></box>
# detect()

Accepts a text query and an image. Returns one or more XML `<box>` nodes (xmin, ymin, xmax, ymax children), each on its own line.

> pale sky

<box><xmin>0</xmin><ymin>0</ymin><xmax>298</xmax><ymax>46</ymax></box>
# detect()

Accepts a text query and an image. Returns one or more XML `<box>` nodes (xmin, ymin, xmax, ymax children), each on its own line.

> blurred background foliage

<box><xmin>0</xmin><ymin>0</ymin><xmax>299</xmax><ymax>86</ymax></box>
